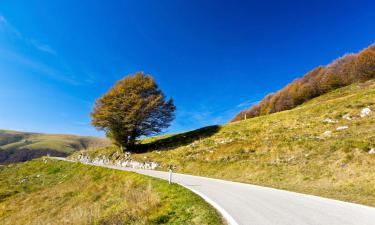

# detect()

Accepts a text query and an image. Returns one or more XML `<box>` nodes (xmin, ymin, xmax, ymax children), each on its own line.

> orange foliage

<box><xmin>231</xmin><ymin>43</ymin><xmax>375</xmax><ymax>122</ymax></box>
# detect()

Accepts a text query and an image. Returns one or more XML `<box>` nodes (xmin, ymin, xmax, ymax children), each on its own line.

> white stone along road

<box><xmin>54</xmin><ymin>157</ymin><xmax>375</xmax><ymax>225</ymax></box>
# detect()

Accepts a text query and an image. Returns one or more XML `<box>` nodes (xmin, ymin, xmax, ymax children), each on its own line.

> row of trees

<box><xmin>232</xmin><ymin>43</ymin><xmax>375</xmax><ymax>122</ymax></box>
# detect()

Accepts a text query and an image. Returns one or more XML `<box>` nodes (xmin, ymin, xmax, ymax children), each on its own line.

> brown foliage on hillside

<box><xmin>231</xmin><ymin>44</ymin><xmax>375</xmax><ymax>122</ymax></box>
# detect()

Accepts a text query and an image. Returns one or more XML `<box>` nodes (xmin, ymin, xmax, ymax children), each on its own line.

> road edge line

<box><xmin>178</xmin><ymin>182</ymin><xmax>239</xmax><ymax>225</ymax></box>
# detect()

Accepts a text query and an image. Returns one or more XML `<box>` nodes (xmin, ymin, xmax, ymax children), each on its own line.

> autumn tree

<box><xmin>349</xmin><ymin>45</ymin><xmax>375</xmax><ymax>81</ymax></box>
<box><xmin>91</xmin><ymin>72</ymin><xmax>176</xmax><ymax>151</ymax></box>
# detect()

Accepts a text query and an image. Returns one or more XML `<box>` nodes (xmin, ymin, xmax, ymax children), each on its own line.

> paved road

<box><xmin>54</xmin><ymin>157</ymin><xmax>375</xmax><ymax>225</ymax></box>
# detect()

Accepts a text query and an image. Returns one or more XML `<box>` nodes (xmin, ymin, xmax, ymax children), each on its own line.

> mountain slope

<box><xmin>77</xmin><ymin>80</ymin><xmax>375</xmax><ymax>206</ymax></box>
<box><xmin>232</xmin><ymin>43</ymin><xmax>374</xmax><ymax>122</ymax></box>
<box><xmin>0</xmin><ymin>130</ymin><xmax>109</xmax><ymax>164</ymax></box>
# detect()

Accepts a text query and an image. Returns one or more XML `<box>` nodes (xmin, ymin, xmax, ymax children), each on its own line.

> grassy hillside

<box><xmin>78</xmin><ymin>80</ymin><xmax>375</xmax><ymax>206</ymax></box>
<box><xmin>0</xmin><ymin>130</ymin><xmax>109</xmax><ymax>164</ymax></box>
<box><xmin>0</xmin><ymin>158</ymin><xmax>224</xmax><ymax>225</ymax></box>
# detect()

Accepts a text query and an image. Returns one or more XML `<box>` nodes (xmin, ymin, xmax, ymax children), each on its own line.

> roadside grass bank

<box><xmin>0</xmin><ymin>158</ymin><xmax>225</xmax><ymax>225</ymax></box>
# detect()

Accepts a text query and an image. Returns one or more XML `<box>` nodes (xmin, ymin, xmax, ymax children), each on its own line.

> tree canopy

<box><xmin>91</xmin><ymin>72</ymin><xmax>176</xmax><ymax>150</ymax></box>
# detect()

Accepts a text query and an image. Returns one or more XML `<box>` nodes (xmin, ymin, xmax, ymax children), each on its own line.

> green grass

<box><xmin>0</xmin><ymin>130</ymin><xmax>109</xmax><ymax>164</ymax></box>
<box><xmin>78</xmin><ymin>80</ymin><xmax>375</xmax><ymax>207</ymax></box>
<box><xmin>0</xmin><ymin>158</ymin><xmax>224</xmax><ymax>225</ymax></box>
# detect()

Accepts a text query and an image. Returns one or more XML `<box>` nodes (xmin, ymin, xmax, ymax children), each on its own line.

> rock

<box><xmin>322</xmin><ymin>118</ymin><xmax>336</xmax><ymax>123</ymax></box>
<box><xmin>75</xmin><ymin>154</ymin><xmax>160</xmax><ymax>170</ymax></box>
<box><xmin>360</xmin><ymin>107</ymin><xmax>371</xmax><ymax>118</ymax></box>
<box><xmin>19</xmin><ymin>178</ymin><xmax>28</xmax><ymax>184</ymax></box>
<box><xmin>323</xmin><ymin>131</ymin><xmax>332</xmax><ymax>137</ymax></box>
<box><xmin>287</xmin><ymin>156</ymin><xmax>295</xmax><ymax>162</ymax></box>
<box><xmin>342</xmin><ymin>114</ymin><xmax>352</xmax><ymax>121</ymax></box>
<box><xmin>217</xmin><ymin>138</ymin><xmax>233</xmax><ymax>144</ymax></box>
<box><xmin>113</xmin><ymin>151</ymin><xmax>121</xmax><ymax>159</ymax></box>
<box><xmin>336</xmin><ymin>126</ymin><xmax>349</xmax><ymax>131</ymax></box>
<box><xmin>189</xmin><ymin>142</ymin><xmax>197</xmax><ymax>147</ymax></box>
<box><xmin>369</xmin><ymin>148</ymin><xmax>375</xmax><ymax>154</ymax></box>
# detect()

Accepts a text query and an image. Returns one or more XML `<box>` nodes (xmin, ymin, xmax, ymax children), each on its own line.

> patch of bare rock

<box><xmin>74</xmin><ymin>153</ymin><xmax>160</xmax><ymax>170</ymax></box>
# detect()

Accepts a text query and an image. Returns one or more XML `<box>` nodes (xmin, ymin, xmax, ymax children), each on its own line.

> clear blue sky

<box><xmin>0</xmin><ymin>0</ymin><xmax>374</xmax><ymax>136</ymax></box>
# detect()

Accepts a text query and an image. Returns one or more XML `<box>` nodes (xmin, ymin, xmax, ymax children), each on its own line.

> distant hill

<box><xmin>0</xmin><ymin>130</ymin><xmax>109</xmax><ymax>164</ymax></box>
<box><xmin>232</xmin><ymin>43</ymin><xmax>375</xmax><ymax>122</ymax></box>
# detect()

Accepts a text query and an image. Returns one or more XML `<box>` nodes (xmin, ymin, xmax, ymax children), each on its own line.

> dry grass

<box><xmin>0</xmin><ymin>159</ymin><xmax>224</xmax><ymax>225</ymax></box>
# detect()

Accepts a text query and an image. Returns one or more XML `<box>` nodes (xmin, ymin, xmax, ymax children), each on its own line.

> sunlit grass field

<box><xmin>79</xmin><ymin>80</ymin><xmax>375</xmax><ymax>207</ymax></box>
<box><xmin>0</xmin><ymin>158</ymin><xmax>224</xmax><ymax>225</ymax></box>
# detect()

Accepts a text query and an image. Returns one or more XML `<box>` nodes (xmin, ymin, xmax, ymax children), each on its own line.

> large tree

<box><xmin>91</xmin><ymin>72</ymin><xmax>176</xmax><ymax>150</ymax></box>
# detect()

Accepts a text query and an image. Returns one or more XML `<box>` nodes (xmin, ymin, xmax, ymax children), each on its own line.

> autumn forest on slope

<box><xmin>232</xmin><ymin>43</ymin><xmax>375</xmax><ymax>122</ymax></box>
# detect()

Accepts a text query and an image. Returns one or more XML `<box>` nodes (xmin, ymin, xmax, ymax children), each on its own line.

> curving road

<box><xmin>54</xmin><ymin>157</ymin><xmax>375</xmax><ymax>225</ymax></box>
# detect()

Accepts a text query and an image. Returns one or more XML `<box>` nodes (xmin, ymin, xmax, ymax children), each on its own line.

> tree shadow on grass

<box><xmin>132</xmin><ymin>125</ymin><xmax>221</xmax><ymax>153</ymax></box>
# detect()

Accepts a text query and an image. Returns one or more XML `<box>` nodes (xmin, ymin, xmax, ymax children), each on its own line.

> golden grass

<box><xmin>0</xmin><ymin>159</ymin><xmax>224</xmax><ymax>225</ymax></box>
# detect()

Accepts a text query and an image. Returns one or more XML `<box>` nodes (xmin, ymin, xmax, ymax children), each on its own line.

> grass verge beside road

<box><xmin>0</xmin><ymin>158</ymin><xmax>224</xmax><ymax>225</ymax></box>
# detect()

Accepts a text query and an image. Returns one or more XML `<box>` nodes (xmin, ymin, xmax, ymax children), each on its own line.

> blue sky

<box><xmin>0</xmin><ymin>0</ymin><xmax>374</xmax><ymax>136</ymax></box>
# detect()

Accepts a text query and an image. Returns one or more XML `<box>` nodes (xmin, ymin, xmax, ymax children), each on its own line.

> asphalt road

<box><xmin>54</xmin><ymin>157</ymin><xmax>375</xmax><ymax>225</ymax></box>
